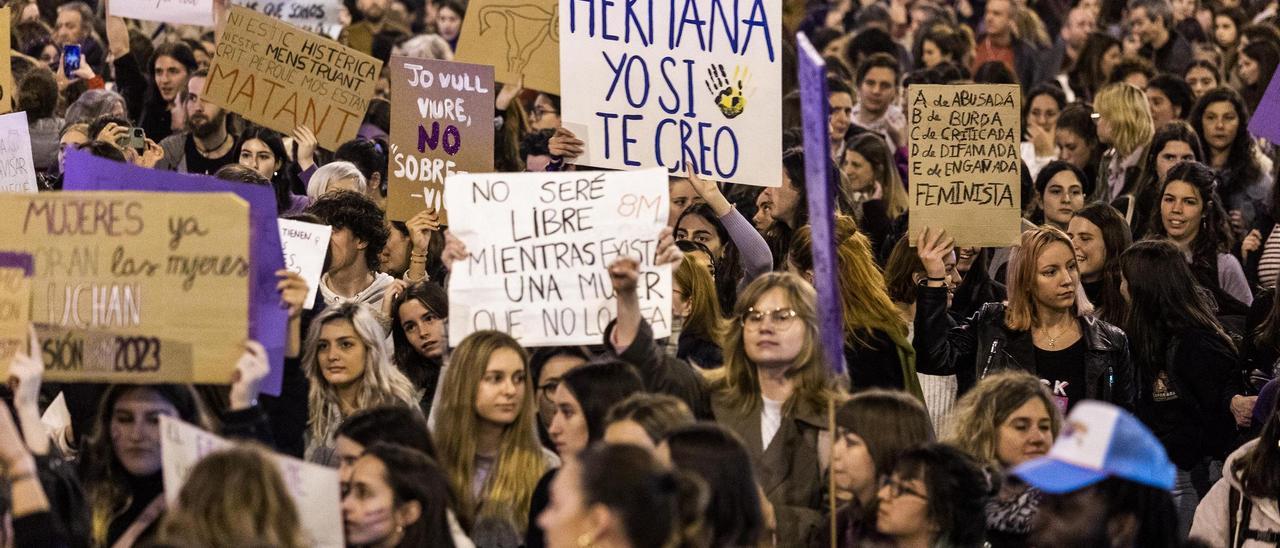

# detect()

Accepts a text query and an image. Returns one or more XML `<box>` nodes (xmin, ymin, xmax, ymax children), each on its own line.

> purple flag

<box><xmin>62</xmin><ymin>151</ymin><xmax>288</xmax><ymax>396</ymax></box>
<box><xmin>1249</xmin><ymin>66</ymin><xmax>1280</xmax><ymax>143</ymax></box>
<box><xmin>797</xmin><ymin>33</ymin><xmax>847</xmax><ymax>377</ymax></box>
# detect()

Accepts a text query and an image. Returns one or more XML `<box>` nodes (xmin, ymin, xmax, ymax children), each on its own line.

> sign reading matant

<box><xmin>0</xmin><ymin>192</ymin><xmax>250</xmax><ymax>384</ymax></box>
<box><xmin>204</xmin><ymin>6</ymin><xmax>381</xmax><ymax>150</ymax></box>
<box><xmin>387</xmin><ymin>56</ymin><xmax>494</xmax><ymax>223</ymax></box>
<box><xmin>559</xmin><ymin>0</ymin><xmax>782</xmax><ymax>187</ymax></box>
<box><xmin>908</xmin><ymin>84</ymin><xmax>1022</xmax><ymax>247</ymax></box>
<box><xmin>446</xmin><ymin>168</ymin><xmax>671</xmax><ymax>346</ymax></box>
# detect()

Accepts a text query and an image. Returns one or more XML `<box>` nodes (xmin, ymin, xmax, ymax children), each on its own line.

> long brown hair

<box><xmin>433</xmin><ymin>330</ymin><xmax>549</xmax><ymax>532</ymax></box>
<box><xmin>715</xmin><ymin>272</ymin><xmax>838</xmax><ymax>417</ymax></box>
<box><xmin>80</xmin><ymin>385</ymin><xmax>212</xmax><ymax>546</ymax></box>
<box><xmin>1004</xmin><ymin>227</ymin><xmax>1094</xmax><ymax>331</ymax></box>
<box><xmin>158</xmin><ymin>443</ymin><xmax>307</xmax><ymax>548</ymax></box>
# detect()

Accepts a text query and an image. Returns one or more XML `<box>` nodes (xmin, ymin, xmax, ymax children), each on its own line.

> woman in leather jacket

<box><xmin>912</xmin><ymin>226</ymin><xmax>1136</xmax><ymax>411</ymax></box>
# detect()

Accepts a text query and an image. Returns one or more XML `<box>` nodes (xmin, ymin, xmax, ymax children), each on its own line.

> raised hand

<box><xmin>916</xmin><ymin>227</ymin><xmax>955</xmax><ymax>280</ymax></box>
<box><xmin>407</xmin><ymin>208</ymin><xmax>441</xmax><ymax>252</ymax></box>
<box><xmin>275</xmin><ymin>269</ymin><xmax>309</xmax><ymax>319</ymax></box>
<box><xmin>548</xmin><ymin>127</ymin><xmax>584</xmax><ymax>161</ymax></box>
<box><xmin>292</xmin><ymin>126</ymin><xmax>319</xmax><ymax>171</ymax></box>
<box><xmin>228</xmin><ymin>340</ymin><xmax>270</xmax><ymax>411</ymax></box>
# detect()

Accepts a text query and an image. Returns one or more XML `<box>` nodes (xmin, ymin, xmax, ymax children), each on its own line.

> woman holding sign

<box><xmin>912</xmin><ymin>226</ymin><xmax>1135</xmax><ymax>411</ymax></box>
<box><xmin>608</xmin><ymin>259</ymin><xmax>835</xmax><ymax>546</ymax></box>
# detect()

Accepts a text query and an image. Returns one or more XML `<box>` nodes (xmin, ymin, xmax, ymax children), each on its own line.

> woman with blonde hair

<box><xmin>947</xmin><ymin>371</ymin><xmax>1062</xmax><ymax>546</ymax></box>
<box><xmin>433</xmin><ymin>330</ymin><xmax>557</xmax><ymax>544</ymax></box>
<box><xmin>1091</xmin><ymin>83</ymin><xmax>1155</xmax><ymax>203</ymax></box>
<box><xmin>608</xmin><ymin>257</ymin><xmax>838</xmax><ymax>545</ymax></box>
<box><xmin>303</xmin><ymin>302</ymin><xmax>421</xmax><ymax>464</ymax></box>
<box><xmin>913</xmin><ymin>226</ymin><xmax>1135</xmax><ymax>409</ymax></box>
<box><xmin>789</xmin><ymin>216</ymin><xmax>921</xmax><ymax>398</ymax></box>
<box><xmin>158</xmin><ymin>444</ymin><xmax>307</xmax><ymax>548</ymax></box>
<box><xmin>672</xmin><ymin>252</ymin><xmax>728</xmax><ymax>369</ymax></box>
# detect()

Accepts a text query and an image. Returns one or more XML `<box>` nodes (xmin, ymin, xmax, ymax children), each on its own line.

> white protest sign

<box><xmin>233</xmin><ymin>0</ymin><xmax>343</xmax><ymax>38</ymax></box>
<box><xmin>0</xmin><ymin>111</ymin><xmax>36</xmax><ymax>192</ymax></box>
<box><xmin>160</xmin><ymin>416</ymin><xmax>343</xmax><ymax>548</ymax></box>
<box><xmin>446</xmin><ymin>168</ymin><xmax>672</xmax><ymax>345</ymax></box>
<box><xmin>278</xmin><ymin>219</ymin><xmax>331</xmax><ymax>309</ymax></box>
<box><xmin>109</xmin><ymin>0</ymin><xmax>214</xmax><ymax>27</ymax></box>
<box><xmin>559</xmin><ymin>0</ymin><xmax>782</xmax><ymax>187</ymax></box>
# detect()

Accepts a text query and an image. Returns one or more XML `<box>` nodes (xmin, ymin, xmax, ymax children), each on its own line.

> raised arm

<box><xmin>684</xmin><ymin>165</ymin><xmax>772</xmax><ymax>284</ymax></box>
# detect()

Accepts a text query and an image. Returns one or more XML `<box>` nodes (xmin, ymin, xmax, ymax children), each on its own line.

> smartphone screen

<box><xmin>63</xmin><ymin>45</ymin><xmax>81</xmax><ymax>77</ymax></box>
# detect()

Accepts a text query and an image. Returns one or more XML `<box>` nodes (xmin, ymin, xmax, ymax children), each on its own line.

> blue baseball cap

<box><xmin>1012</xmin><ymin>400</ymin><xmax>1175</xmax><ymax>494</ymax></box>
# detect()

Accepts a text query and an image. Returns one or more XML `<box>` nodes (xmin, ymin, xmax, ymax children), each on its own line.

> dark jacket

<box><xmin>1135</xmin><ymin>328</ymin><xmax>1241</xmax><ymax>468</ymax></box>
<box><xmin>606</xmin><ymin>319</ymin><xmax>825</xmax><ymax>547</ymax></box>
<box><xmin>913</xmin><ymin>285</ymin><xmax>1136</xmax><ymax>408</ymax></box>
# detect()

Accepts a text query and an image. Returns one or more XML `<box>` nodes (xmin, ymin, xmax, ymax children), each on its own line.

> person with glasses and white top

<box><xmin>606</xmin><ymin>258</ymin><xmax>838</xmax><ymax>548</ymax></box>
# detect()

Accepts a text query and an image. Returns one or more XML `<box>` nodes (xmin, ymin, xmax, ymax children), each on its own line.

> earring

<box><xmin>577</xmin><ymin>533</ymin><xmax>594</xmax><ymax>547</ymax></box>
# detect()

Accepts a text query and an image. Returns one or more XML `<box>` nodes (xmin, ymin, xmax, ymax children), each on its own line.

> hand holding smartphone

<box><xmin>63</xmin><ymin>44</ymin><xmax>81</xmax><ymax>78</ymax></box>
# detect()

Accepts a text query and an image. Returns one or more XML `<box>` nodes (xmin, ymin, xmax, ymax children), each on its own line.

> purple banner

<box><xmin>0</xmin><ymin>251</ymin><xmax>33</xmax><ymax>276</ymax></box>
<box><xmin>62</xmin><ymin>151</ymin><xmax>288</xmax><ymax>395</ymax></box>
<box><xmin>797</xmin><ymin>33</ymin><xmax>846</xmax><ymax>377</ymax></box>
<box><xmin>1249</xmin><ymin>66</ymin><xmax>1280</xmax><ymax>143</ymax></box>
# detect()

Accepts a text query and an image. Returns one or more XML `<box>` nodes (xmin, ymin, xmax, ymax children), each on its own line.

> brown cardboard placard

<box><xmin>386</xmin><ymin>56</ymin><xmax>495</xmax><ymax>223</ymax></box>
<box><xmin>454</xmin><ymin>0</ymin><xmax>559</xmax><ymax>94</ymax></box>
<box><xmin>0</xmin><ymin>191</ymin><xmax>250</xmax><ymax>383</ymax></box>
<box><xmin>0</xmin><ymin>256</ymin><xmax>31</xmax><ymax>373</ymax></box>
<box><xmin>204</xmin><ymin>6</ymin><xmax>381</xmax><ymax>150</ymax></box>
<box><xmin>0</xmin><ymin>7</ymin><xmax>13</xmax><ymax>114</ymax></box>
<box><xmin>907</xmin><ymin>84</ymin><xmax>1022</xmax><ymax>248</ymax></box>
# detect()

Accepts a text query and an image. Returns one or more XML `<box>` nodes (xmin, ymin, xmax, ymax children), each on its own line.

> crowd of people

<box><xmin>2</xmin><ymin>0</ymin><xmax>1280</xmax><ymax>545</ymax></box>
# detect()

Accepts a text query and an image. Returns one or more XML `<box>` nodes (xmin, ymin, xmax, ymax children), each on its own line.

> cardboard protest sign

<box><xmin>160</xmin><ymin>416</ymin><xmax>343</xmax><ymax>548</ymax></box>
<box><xmin>1249</xmin><ymin>66</ymin><xmax>1280</xmax><ymax>144</ymax></box>
<box><xmin>446</xmin><ymin>168</ymin><xmax>672</xmax><ymax>345</ymax></box>
<box><xmin>109</xmin><ymin>0</ymin><xmax>213</xmax><ymax>28</ymax></box>
<box><xmin>387</xmin><ymin>57</ymin><xmax>495</xmax><ymax>223</ymax></box>
<box><xmin>234</xmin><ymin>0</ymin><xmax>343</xmax><ymax>39</ymax></box>
<box><xmin>278</xmin><ymin>218</ymin><xmax>330</xmax><ymax>309</ymax></box>
<box><xmin>205</xmin><ymin>6</ymin><xmax>382</xmax><ymax>150</ymax></box>
<box><xmin>907</xmin><ymin>84</ymin><xmax>1022</xmax><ymax>247</ymax></box>
<box><xmin>0</xmin><ymin>8</ymin><xmax>12</xmax><ymax>114</ymax></box>
<box><xmin>0</xmin><ymin>112</ymin><xmax>37</xmax><ymax>192</ymax></box>
<box><xmin>0</xmin><ymin>252</ymin><xmax>32</xmax><ymax>375</ymax></box>
<box><xmin>63</xmin><ymin>151</ymin><xmax>289</xmax><ymax>395</ymax></box>
<box><xmin>559</xmin><ymin>0</ymin><xmax>782</xmax><ymax>186</ymax></box>
<box><xmin>0</xmin><ymin>191</ymin><xmax>249</xmax><ymax>384</ymax></box>
<box><xmin>796</xmin><ymin>34</ymin><xmax>845</xmax><ymax>377</ymax></box>
<box><xmin>454</xmin><ymin>0</ymin><xmax>559</xmax><ymax>94</ymax></box>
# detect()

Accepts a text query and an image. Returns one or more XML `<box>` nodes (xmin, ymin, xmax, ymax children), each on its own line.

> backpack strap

<box><xmin>1230</xmin><ymin>484</ymin><xmax>1244</xmax><ymax>548</ymax></box>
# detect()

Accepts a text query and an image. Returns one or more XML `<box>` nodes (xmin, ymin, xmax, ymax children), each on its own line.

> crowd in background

<box><xmin>2</xmin><ymin>0</ymin><xmax>1280</xmax><ymax>545</ymax></box>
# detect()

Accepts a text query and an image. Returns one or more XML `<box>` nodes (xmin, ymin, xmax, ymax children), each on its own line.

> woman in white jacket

<box><xmin>1190</xmin><ymin>395</ymin><xmax>1280</xmax><ymax>547</ymax></box>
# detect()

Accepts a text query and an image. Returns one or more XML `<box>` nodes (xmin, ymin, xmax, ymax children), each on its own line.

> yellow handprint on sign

<box><xmin>705</xmin><ymin>64</ymin><xmax>751</xmax><ymax>119</ymax></box>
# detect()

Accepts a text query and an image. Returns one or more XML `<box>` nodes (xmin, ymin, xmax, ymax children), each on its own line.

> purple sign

<box><xmin>63</xmin><ymin>151</ymin><xmax>288</xmax><ymax>395</ymax></box>
<box><xmin>797</xmin><ymin>33</ymin><xmax>846</xmax><ymax>377</ymax></box>
<box><xmin>1249</xmin><ymin>66</ymin><xmax>1280</xmax><ymax>144</ymax></box>
<box><xmin>0</xmin><ymin>251</ymin><xmax>34</xmax><ymax>276</ymax></box>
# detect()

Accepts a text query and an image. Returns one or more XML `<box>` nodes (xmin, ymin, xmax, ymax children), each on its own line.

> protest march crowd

<box><xmin>2</xmin><ymin>0</ymin><xmax>1280</xmax><ymax>544</ymax></box>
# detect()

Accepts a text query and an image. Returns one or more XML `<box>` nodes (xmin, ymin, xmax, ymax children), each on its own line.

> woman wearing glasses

<box><xmin>607</xmin><ymin>257</ymin><xmax>836</xmax><ymax>546</ymax></box>
<box><xmin>913</xmin><ymin>226</ymin><xmax>1135</xmax><ymax>411</ymax></box>
<box><xmin>873</xmin><ymin>444</ymin><xmax>991</xmax><ymax>547</ymax></box>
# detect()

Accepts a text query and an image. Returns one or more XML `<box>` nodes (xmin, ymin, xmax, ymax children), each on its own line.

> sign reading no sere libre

<box><xmin>446</xmin><ymin>169</ymin><xmax>672</xmax><ymax>346</ymax></box>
